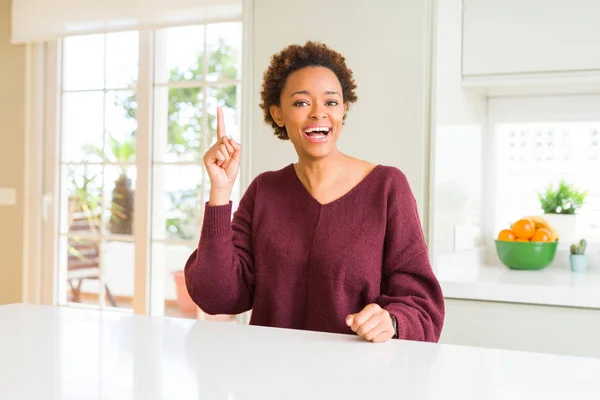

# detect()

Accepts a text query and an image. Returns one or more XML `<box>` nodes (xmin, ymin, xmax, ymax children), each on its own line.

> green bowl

<box><xmin>495</xmin><ymin>240</ymin><xmax>558</xmax><ymax>270</ymax></box>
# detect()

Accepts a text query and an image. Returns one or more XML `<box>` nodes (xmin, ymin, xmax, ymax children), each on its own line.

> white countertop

<box><xmin>438</xmin><ymin>263</ymin><xmax>600</xmax><ymax>309</ymax></box>
<box><xmin>1</xmin><ymin>304</ymin><xmax>599</xmax><ymax>399</ymax></box>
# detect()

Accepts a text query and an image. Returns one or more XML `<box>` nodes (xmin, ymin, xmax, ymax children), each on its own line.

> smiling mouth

<box><xmin>303</xmin><ymin>126</ymin><xmax>331</xmax><ymax>140</ymax></box>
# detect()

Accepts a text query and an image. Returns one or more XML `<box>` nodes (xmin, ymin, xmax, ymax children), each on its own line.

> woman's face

<box><xmin>270</xmin><ymin>66</ymin><xmax>347</xmax><ymax>160</ymax></box>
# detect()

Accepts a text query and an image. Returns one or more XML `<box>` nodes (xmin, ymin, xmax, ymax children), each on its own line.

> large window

<box><xmin>56</xmin><ymin>22</ymin><xmax>243</xmax><ymax>319</ymax></box>
<box><xmin>494</xmin><ymin>122</ymin><xmax>600</xmax><ymax>237</ymax></box>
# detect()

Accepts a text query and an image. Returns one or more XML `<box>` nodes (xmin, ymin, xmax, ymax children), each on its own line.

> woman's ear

<box><xmin>270</xmin><ymin>105</ymin><xmax>284</xmax><ymax>127</ymax></box>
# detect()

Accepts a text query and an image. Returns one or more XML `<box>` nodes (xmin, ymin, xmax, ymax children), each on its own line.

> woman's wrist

<box><xmin>208</xmin><ymin>187</ymin><xmax>232</xmax><ymax>206</ymax></box>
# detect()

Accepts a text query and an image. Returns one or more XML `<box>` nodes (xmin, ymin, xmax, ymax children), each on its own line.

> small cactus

<box><xmin>570</xmin><ymin>239</ymin><xmax>587</xmax><ymax>255</ymax></box>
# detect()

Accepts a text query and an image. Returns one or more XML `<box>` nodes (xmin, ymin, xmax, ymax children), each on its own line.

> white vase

<box><xmin>543</xmin><ymin>213</ymin><xmax>577</xmax><ymax>243</ymax></box>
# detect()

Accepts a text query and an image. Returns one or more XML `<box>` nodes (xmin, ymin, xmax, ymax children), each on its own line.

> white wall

<box><xmin>432</xmin><ymin>0</ymin><xmax>487</xmax><ymax>259</ymax></box>
<box><xmin>251</xmin><ymin>0</ymin><xmax>434</xmax><ymax>220</ymax></box>
<box><xmin>0</xmin><ymin>0</ymin><xmax>25</xmax><ymax>305</ymax></box>
<box><xmin>440</xmin><ymin>299</ymin><xmax>600</xmax><ymax>359</ymax></box>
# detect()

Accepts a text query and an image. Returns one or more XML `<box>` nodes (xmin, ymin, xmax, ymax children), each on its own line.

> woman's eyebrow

<box><xmin>289</xmin><ymin>90</ymin><xmax>341</xmax><ymax>97</ymax></box>
<box><xmin>290</xmin><ymin>90</ymin><xmax>310</xmax><ymax>97</ymax></box>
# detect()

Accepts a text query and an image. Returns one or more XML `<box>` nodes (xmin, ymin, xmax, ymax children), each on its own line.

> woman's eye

<box><xmin>293</xmin><ymin>101</ymin><xmax>308</xmax><ymax>107</ymax></box>
<box><xmin>326</xmin><ymin>100</ymin><xmax>339</xmax><ymax>106</ymax></box>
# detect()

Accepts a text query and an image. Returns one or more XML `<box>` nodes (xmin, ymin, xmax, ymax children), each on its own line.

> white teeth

<box><xmin>305</xmin><ymin>127</ymin><xmax>330</xmax><ymax>133</ymax></box>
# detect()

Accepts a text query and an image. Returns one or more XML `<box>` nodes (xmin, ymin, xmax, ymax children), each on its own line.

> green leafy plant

<box><xmin>538</xmin><ymin>179</ymin><xmax>587</xmax><ymax>215</ymax></box>
<box><xmin>84</xmin><ymin>133</ymin><xmax>135</xmax><ymax>165</ymax></box>
<box><xmin>83</xmin><ymin>133</ymin><xmax>136</xmax><ymax>234</ymax></box>
<box><xmin>570</xmin><ymin>239</ymin><xmax>587</xmax><ymax>255</ymax></box>
<box><xmin>68</xmin><ymin>165</ymin><xmax>102</xmax><ymax>231</ymax></box>
<box><xmin>67</xmin><ymin>166</ymin><xmax>102</xmax><ymax>266</ymax></box>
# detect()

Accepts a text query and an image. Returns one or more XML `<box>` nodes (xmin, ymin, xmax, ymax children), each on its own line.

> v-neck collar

<box><xmin>288</xmin><ymin>163</ymin><xmax>382</xmax><ymax>207</ymax></box>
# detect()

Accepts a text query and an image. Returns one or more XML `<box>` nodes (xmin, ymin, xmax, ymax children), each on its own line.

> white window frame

<box><xmin>23</xmin><ymin>6</ymin><xmax>254</xmax><ymax>315</ymax></box>
<box><xmin>484</xmin><ymin>95</ymin><xmax>600</xmax><ymax>254</ymax></box>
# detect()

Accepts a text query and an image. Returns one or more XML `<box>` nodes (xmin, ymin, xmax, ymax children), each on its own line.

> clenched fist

<box><xmin>346</xmin><ymin>303</ymin><xmax>397</xmax><ymax>343</ymax></box>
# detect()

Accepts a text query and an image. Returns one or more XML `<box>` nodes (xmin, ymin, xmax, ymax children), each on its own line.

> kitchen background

<box><xmin>1</xmin><ymin>0</ymin><xmax>599</xmax><ymax>358</ymax></box>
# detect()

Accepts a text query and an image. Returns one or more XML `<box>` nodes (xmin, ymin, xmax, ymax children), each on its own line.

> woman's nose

<box><xmin>309</xmin><ymin>103</ymin><xmax>327</xmax><ymax>119</ymax></box>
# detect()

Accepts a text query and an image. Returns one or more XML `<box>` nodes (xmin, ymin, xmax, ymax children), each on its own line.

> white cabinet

<box><xmin>441</xmin><ymin>299</ymin><xmax>600</xmax><ymax>359</ymax></box>
<box><xmin>462</xmin><ymin>0</ymin><xmax>600</xmax><ymax>77</ymax></box>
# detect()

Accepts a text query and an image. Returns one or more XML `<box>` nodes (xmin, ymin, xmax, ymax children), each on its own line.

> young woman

<box><xmin>184</xmin><ymin>41</ymin><xmax>444</xmax><ymax>343</ymax></box>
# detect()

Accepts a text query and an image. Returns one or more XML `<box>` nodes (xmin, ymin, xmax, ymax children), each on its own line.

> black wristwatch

<box><xmin>390</xmin><ymin>314</ymin><xmax>398</xmax><ymax>339</ymax></box>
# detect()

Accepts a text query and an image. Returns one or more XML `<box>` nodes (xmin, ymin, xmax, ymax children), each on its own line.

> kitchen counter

<box><xmin>1</xmin><ymin>304</ymin><xmax>599</xmax><ymax>399</ymax></box>
<box><xmin>438</xmin><ymin>262</ymin><xmax>600</xmax><ymax>309</ymax></box>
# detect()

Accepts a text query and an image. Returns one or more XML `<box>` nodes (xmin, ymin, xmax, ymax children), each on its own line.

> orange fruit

<box><xmin>512</xmin><ymin>218</ymin><xmax>535</xmax><ymax>240</ymax></box>
<box><xmin>497</xmin><ymin>229</ymin><xmax>516</xmax><ymax>241</ymax></box>
<box><xmin>530</xmin><ymin>228</ymin><xmax>552</xmax><ymax>242</ymax></box>
<box><xmin>515</xmin><ymin>238</ymin><xmax>530</xmax><ymax>242</ymax></box>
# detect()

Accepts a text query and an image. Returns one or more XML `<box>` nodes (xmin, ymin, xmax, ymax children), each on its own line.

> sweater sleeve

<box><xmin>184</xmin><ymin>178</ymin><xmax>257</xmax><ymax>315</ymax></box>
<box><xmin>375</xmin><ymin>169</ymin><xmax>445</xmax><ymax>342</ymax></box>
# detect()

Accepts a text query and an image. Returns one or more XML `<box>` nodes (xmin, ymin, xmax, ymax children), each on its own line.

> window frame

<box><xmin>27</xmin><ymin>18</ymin><xmax>253</xmax><ymax>317</ymax></box>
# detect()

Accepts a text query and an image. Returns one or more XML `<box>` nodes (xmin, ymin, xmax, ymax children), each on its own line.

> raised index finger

<box><xmin>216</xmin><ymin>107</ymin><xmax>226</xmax><ymax>140</ymax></box>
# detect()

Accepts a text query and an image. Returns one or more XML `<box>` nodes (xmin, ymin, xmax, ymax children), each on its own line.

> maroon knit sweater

<box><xmin>184</xmin><ymin>164</ymin><xmax>445</xmax><ymax>342</ymax></box>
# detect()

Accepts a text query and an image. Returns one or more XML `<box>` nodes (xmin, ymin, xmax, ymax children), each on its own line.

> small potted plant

<box><xmin>569</xmin><ymin>239</ymin><xmax>587</xmax><ymax>273</ymax></box>
<box><xmin>538</xmin><ymin>179</ymin><xmax>587</xmax><ymax>243</ymax></box>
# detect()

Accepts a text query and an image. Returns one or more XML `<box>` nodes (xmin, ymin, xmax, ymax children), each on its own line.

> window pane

<box><xmin>61</xmin><ymin>165</ymin><xmax>103</xmax><ymax>235</ymax></box>
<box><xmin>153</xmin><ymin>243</ymin><xmax>199</xmax><ymax>319</ymax></box>
<box><xmin>106</xmin><ymin>31</ymin><xmax>139</xmax><ymax>89</ymax></box>
<box><xmin>154</xmin><ymin>25</ymin><xmax>205</xmax><ymax>84</ymax></box>
<box><xmin>63</xmin><ymin>34</ymin><xmax>105</xmax><ymax>91</ymax></box>
<box><xmin>58</xmin><ymin>23</ymin><xmax>244</xmax><ymax>316</ymax></box>
<box><xmin>59</xmin><ymin>239</ymin><xmax>134</xmax><ymax>311</ymax></box>
<box><xmin>495</xmin><ymin>123</ymin><xmax>600</xmax><ymax>235</ymax></box>
<box><xmin>152</xmin><ymin>166</ymin><xmax>203</xmax><ymax>242</ymax></box>
<box><xmin>105</xmin><ymin>90</ymin><xmax>137</xmax><ymax>163</ymax></box>
<box><xmin>206</xmin><ymin>22</ymin><xmax>242</xmax><ymax>82</ymax></box>
<box><xmin>62</xmin><ymin>92</ymin><xmax>104</xmax><ymax>162</ymax></box>
<box><xmin>60</xmin><ymin>235</ymin><xmax>101</xmax><ymax>306</ymax></box>
<box><xmin>153</xmin><ymin>87</ymin><xmax>204</xmax><ymax>162</ymax></box>
<box><xmin>104</xmin><ymin>166</ymin><xmax>136</xmax><ymax>236</ymax></box>
<box><xmin>103</xmin><ymin>241</ymin><xmax>134</xmax><ymax>311</ymax></box>
<box><xmin>153</xmin><ymin>243</ymin><xmax>237</xmax><ymax>322</ymax></box>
